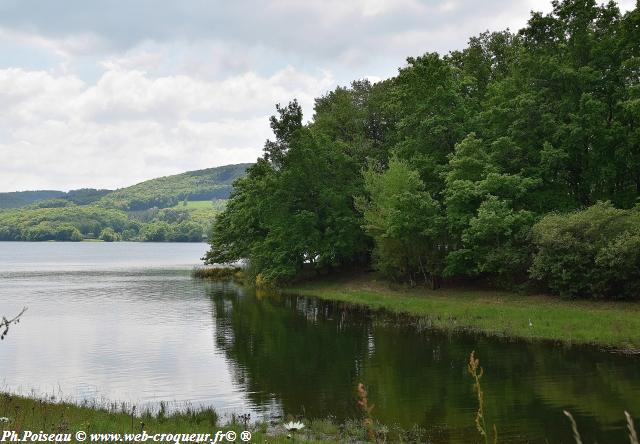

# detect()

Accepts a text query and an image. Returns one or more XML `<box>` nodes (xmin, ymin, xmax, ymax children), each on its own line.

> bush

<box><xmin>192</xmin><ymin>267</ymin><xmax>245</xmax><ymax>284</ymax></box>
<box><xmin>99</xmin><ymin>228</ymin><xmax>120</xmax><ymax>242</ymax></box>
<box><xmin>530</xmin><ymin>202</ymin><xmax>640</xmax><ymax>299</ymax></box>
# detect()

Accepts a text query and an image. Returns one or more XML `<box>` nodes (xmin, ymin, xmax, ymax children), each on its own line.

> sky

<box><xmin>0</xmin><ymin>0</ymin><xmax>635</xmax><ymax>192</ymax></box>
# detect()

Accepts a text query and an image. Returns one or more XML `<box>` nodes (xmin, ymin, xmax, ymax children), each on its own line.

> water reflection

<box><xmin>209</xmin><ymin>285</ymin><xmax>640</xmax><ymax>443</ymax></box>
<box><xmin>0</xmin><ymin>241</ymin><xmax>639</xmax><ymax>444</ymax></box>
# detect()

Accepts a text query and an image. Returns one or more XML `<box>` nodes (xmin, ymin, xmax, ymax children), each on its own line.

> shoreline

<box><xmin>284</xmin><ymin>273</ymin><xmax>640</xmax><ymax>352</ymax></box>
<box><xmin>0</xmin><ymin>393</ymin><xmax>421</xmax><ymax>443</ymax></box>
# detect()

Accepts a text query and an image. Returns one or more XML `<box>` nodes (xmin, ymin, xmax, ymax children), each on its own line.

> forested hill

<box><xmin>0</xmin><ymin>190</ymin><xmax>68</xmax><ymax>209</ymax></box>
<box><xmin>97</xmin><ymin>163</ymin><xmax>251</xmax><ymax>211</ymax></box>
<box><xmin>0</xmin><ymin>164</ymin><xmax>249</xmax><ymax>211</ymax></box>
<box><xmin>205</xmin><ymin>0</ymin><xmax>640</xmax><ymax>300</ymax></box>
<box><xmin>0</xmin><ymin>163</ymin><xmax>251</xmax><ymax>242</ymax></box>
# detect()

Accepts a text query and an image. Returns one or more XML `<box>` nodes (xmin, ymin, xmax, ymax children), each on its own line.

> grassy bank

<box><xmin>0</xmin><ymin>394</ymin><xmax>225</xmax><ymax>437</ymax></box>
<box><xmin>286</xmin><ymin>274</ymin><xmax>640</xmax><ymax>351</ymax></box>
<box><xmin>0</xmin><ymin>393</ymin><xmax>406</xmax><ymax>443</ymax></box>
<box><xmin>192</xmin><ymin>266</ymin><xmax>244</xmax><ymax>282</ymax></box>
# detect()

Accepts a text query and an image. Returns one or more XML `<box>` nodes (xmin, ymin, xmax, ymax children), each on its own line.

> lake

<box><xmin>1</xmin><ymin>242</ymin><xmax>639</xmax><ymax>443</ymax></box>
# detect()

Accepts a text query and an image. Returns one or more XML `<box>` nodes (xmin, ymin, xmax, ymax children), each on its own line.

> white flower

<box><xmin>283</xmin><ymin>421</ymin><xmax>304</xmax><ymax>431</ymax></box>
<box><xmin>0</xmin><ymin>417</ymin><xmax>10</xmax><ymax>422</ymax></box>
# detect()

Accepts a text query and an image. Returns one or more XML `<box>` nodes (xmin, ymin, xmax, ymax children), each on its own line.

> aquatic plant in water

<box><xmin>283</xmin><ymin>421</ymin><xmax>304</xmax><ymax>441</ymax></box>
<box><xmin>1</xmin><ymin>307</ymin><xmax>27</xmax><ymax>340</ymax></box>
<box><xmin>357</xmin><ymin>383</ymin><xmax>375</xmax><ymax>441</ymax></box>
<box><xmin>468</xmin><ymin>351</ymin><xmax>497</xmax><ymax>444</ymax></box>
<box><xmin>563</xmin><ymin>409</ymin><xmax>639</xmax><ymax>444</ymax></box>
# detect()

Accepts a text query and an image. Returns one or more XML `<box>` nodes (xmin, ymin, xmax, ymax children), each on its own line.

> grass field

<box><xmin>287</xmin><ymin>274</ymin><xmax>640</xmax><ymax>351</ymax></box>
<box><xmin>172</xmin><ymin>199</ymin><xmax>227</xmax><ymax>211</ymax></box>
<box><xmin>172</xmin><ymin>200</ymin><xmax>213</xmax><ymax>210</ymax></box>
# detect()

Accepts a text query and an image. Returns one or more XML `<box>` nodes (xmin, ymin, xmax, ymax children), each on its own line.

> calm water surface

<box><xmin>1</xmin><ymin>242</ymin><xmax>639</xmax><ymax>443</ymax></box>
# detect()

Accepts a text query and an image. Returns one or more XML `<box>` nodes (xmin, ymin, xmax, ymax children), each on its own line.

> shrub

<box><xmin>99</xmin><ymin>228</ymin><xmax>120</xmax><ymax>242</ymax></box>
<box><xmin>530</xmin><ymin>202</ymin><xmax>640</xmax><ymax>299</ymax></box>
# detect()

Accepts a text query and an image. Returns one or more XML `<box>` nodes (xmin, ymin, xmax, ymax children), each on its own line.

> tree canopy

<box><xmin>206</xmin><ymin>0</ymin><xmax>640</xmax><ymax>299</ymax></box>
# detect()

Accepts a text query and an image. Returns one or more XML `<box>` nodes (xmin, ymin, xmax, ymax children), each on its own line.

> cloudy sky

<box><xmin>0</xmin><ymin>0</ymin><xmax>634</xmax><ymax>191</ymax></box>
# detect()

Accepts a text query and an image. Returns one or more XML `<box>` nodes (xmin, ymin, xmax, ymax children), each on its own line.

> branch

<box><xmin>1</xmin><ymin>307</ymin><xmax>27</xmax><ymax>340</ymax></box>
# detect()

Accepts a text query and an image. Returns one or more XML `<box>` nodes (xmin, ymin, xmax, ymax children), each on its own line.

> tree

<box><xmin>203</xmin><ymin>0</ymin><xmax>640</xmax><ymax>295</ymax></box>
<box><xmin>99</xmin><ymin>227</ymin><xmax>120</xmax><ymax>242</ymax></box>
<box><xmin>443</xmin><ymin>134</ymin><xmax>538</xmax><ymax>283</ymax></box>
<box><xmin>359</xmin><ymin>158</ymin><xmax>446</xmax><ymax>287</ymax></box>
<box><xmin>205</xmin><ymin>103</ymin><xmax>368</xmax><ymax>284</ymax></box>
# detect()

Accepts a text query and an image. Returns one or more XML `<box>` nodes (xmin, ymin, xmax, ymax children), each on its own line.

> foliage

<box><xmin>359</xmin><ymin>158</ymin><xmax>445</xmax><ymax>287</ymax></box>
<box><xmin>530</xmin><ymin>202</ymin><xmax>640</xmax><ymax>299</ymax></box>
<box><xmin>0</xmin><ymin>189</ymin><xmax>110</xmax><ymax>209</ymax></box>
<box><xmin>0</xmin><ymin>190</ymin><xmax>66</xmax><ymax>209</ymax></box>
<box><xmin>0</xmin><ymin>164</ymin><xmax>245</xmax><ymax>242</ymax></box>
<box><xmin>99</xmin><ymin>227</ymin><xmax>121</xmax><ymax>242</ymax></box>
<box><xmin>0</xmin><ymin>202</ymin><xmax>212</xmax><ymax>243</ymax></box>
<box><xmin>205</xmin><ymin>102</ymin><xmax>368</xmax><ymax>284</ymax></box>
<box><xmin>98</xmin><ymin>164</ymin><xmax>250</xmax><ymax>211</ymax></box>
<box><xmin>206</xmin><ymin>0</ymin><xmax>640</xmax><ymax>297</ymax></box>
<box><xmin>192</xmin><ymin>267</ymin><xmax>244</xmax><ymax>281</ymax></box>
<box><xmin>0</xmin><ymin>206</ymin><xmax>129</xmax><ymax>241</ymax></box>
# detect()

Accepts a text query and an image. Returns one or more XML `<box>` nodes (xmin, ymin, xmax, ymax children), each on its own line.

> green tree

<box><xmin>443</xmin><ymin>134</ymin><xmax>538</xmax><ymax>283</ymax></box>
<box><xmin>140</xmin><ymin>222</ymin><xmax>172</xmax><ymax>242</ymax></box>
<box><xmin>359</xmin><ymin>158</ymin><xmax>445</xmax><ymax>287</ymax></box>
<box><xmin>206</xmin><ymin>103</ymin><xmax>368</xmax><ymax>284</ymax></box>
<box><xmin>99</xmin><ymin>228</ymin><xmax>120</xmax><ymax>242</ymax></box>
<box><xmin>202</xmin><ymin>0</ymin><xmax>640</xmax><ymax>296</ymax></box>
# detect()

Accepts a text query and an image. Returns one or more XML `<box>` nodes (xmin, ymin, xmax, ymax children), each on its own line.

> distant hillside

<box><xmin>0</xmin><ymin>190</ymin><xmax>66</xmax><ymax>209</ymax></box>
<box><xmin>0</xmin><ymin>189</ymin><xmax>112</xmax><ymax>209</ymax></box>
<box><xmin>0</xmin><ymin>163</ymin><xmax>251</xmax><ymax>242</ymax></box>
<box><xmin>98</xmin><ymin>163</ymin><xmax>251</xmax><ymax>210</ymax></box>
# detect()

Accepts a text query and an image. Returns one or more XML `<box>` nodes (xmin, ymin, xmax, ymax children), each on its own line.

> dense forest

<box><xmin>0</xmin><ymin>164</ymin><xmax>249</xmax><ymax>242</ymax></box>
<box><xmin>98</xmin><ymin>164</ymin><xmax>250</xmax><ymax>210</ymax></box>
<box><xmin>205</xmin><ymin>0</ymin><xmax>640</xmax><ymax>299</ymax></box>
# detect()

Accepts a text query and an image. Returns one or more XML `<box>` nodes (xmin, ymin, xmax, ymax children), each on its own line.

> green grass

<box><xmin>173</xmin><ymin>200</ymin><xmax>214</xmax><ymax>210</ymax></box>
<box><xmin>172</xmin><ymin>199</ymin><xmax>227</xmax><ymax>212</ymax></box>
<box><xmin>0</xmin><ymin>394</ymin><xmax>385</xmax><ymax>443</ymax></box>
<box><xmin>287</xmin><ymin>274</ymin><xmax>640</xmax><ymax>351</ymax></box>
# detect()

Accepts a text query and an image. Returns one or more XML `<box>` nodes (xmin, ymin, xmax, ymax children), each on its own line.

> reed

<box><xmin>563</xmin><ymin>410</ymin><xmax>583</xmax><ymax>444</ymax></box>
<box><xmin>468</xmin><ymin>351</ymin><xmax>498</xmax><ymax>444</ymax></box>
<box><xmin>191</xmin><ymin>267</ymin><xmax>244</xmax><ymax>282</ymax></box>
<box><xmin>356</xmin><ymin>383</ymin><xmax>375</xmax><ymax>442</ymax></box>
<box><xmin>626</xmin><ymin>411</ymin><xmax>639</xmax><ymax>444</ymax></box>
<box><xmin>562</xmin><ymin>409</ymin><xmax>640</xmax><ymax>444</ymax></box>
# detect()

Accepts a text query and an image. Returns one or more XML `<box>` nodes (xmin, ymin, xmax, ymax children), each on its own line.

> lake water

<box><xmin>1</xmin><ymin>242</ymin><xmax>639</xmax><ymax>443</ymax></box>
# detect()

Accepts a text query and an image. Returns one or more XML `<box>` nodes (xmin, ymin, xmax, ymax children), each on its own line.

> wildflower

<box><xmin>0</xmin><ymin>417</ymin><xmax>9</xmax><ymax>422</ymax></box>
<box><xmin>283</xmin><ymin>421</ymin><xmax>305</xmax><ymax>432</ymax></box>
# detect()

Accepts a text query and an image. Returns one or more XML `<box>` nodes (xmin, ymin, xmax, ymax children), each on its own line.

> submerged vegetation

<box><xmin>205</xmin><ymin>0</ymin><xmax>640</xmax><ymax>300</ymax></box>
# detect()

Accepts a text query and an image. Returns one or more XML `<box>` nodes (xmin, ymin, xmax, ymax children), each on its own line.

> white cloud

<box><xmin>0</xmin><ymin>26</ymin><xmax>106</xmax><ymax>59</ymax></box>
<box><xmin>0</xmin><ymin>0</ymin><xmax>635</xmax><ymax>190</ymax></box>
<box><xmin>0</xmin><ymin>66</ymin><xmax>334</xmax><ymax>191</ymax></box>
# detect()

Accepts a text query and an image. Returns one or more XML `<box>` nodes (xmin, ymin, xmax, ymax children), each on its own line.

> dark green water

<box><xmin>1</xmin><ymin>242</ymin><xmax>639</xmax><ymax>443</ymax></box>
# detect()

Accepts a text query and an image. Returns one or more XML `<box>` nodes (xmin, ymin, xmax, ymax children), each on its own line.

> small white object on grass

<box><xmin>284</xmin><ymin>421</ymin><xmax>305</xmax><ymax>432</ymax></box>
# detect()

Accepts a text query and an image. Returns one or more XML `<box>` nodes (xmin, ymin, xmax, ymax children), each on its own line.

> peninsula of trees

<box><xmin>205</xmin><ymin>0</ymin><xmax>640</xmax><ymax>299</ymax></box>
